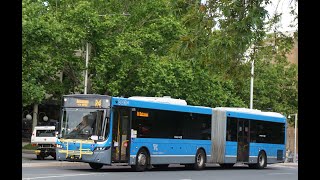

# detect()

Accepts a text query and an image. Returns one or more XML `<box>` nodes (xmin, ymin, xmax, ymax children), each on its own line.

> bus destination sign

<box><xmin>63</xmin><ymin>96</ymin><xmax>110</xmax><ymax>108</ymax></box>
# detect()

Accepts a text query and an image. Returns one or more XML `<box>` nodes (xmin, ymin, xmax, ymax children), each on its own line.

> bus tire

<box><xmin>219</xmin><ymin>163</ymin><xmax>234</xmax><ymax>169</ymax></box>
<box><xmin>249</xmin><ymin>151</ymin><xmax>267</xmax><ymax>169</ymax></box>
<box><xmin>132</xmin><ymin>148</ymin><xmax>149</xmax><ymax>172</ymax></box>
<box><xmin>194</xmin><ymin>149</ymin><xmax>206</xmax><ymax>170</ymax></box>
<box><xmin>89</xmin><ymin>163</ymin><xmax>103</xmax><ymax>170</ymax></box>
<box><xmin>257</xmin><ymin>151</ymin><xmax>267</xmax><ymax>169</ymax></box>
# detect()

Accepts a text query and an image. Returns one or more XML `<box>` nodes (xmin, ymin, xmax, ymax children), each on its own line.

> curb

<box><xmin>22</xmin><ymin>149</ymin><xmax>36</xmax><ymax>154</ymax></box>
<box><xmin>273</xmin><ymin>163</ymin><xmax>298</xmax><ymax>167</ymax></box>
<box><xmin>22</xmin><ymin>161</ymin><xmax>88</xmax><ymax>168</ymax></box>
<box><xmin>281</xmin><ymin>163</ymin><xmax>298</xmax><ymax>166</ymax></box>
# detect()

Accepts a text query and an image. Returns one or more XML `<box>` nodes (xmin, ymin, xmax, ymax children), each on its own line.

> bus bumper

<box><xmin>56</xmin><ymin>148</ymin><xmax>111</xmax><ymax>165</ymax></box>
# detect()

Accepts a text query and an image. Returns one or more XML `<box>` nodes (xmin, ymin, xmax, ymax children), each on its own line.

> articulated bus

<box><xmin>56</xmin><ymin>94</ymin><xmax>286</xmax><ymax>171</ymax></box>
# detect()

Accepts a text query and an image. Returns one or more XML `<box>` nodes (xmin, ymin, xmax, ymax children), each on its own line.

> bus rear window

<box><xmin>36</xmin><ymin>130</ymin><xmax>55</xmax><ymax>137</ymax></box>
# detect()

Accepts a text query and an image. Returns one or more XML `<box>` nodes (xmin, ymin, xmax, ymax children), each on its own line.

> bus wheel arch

<box><xmin>194</xmin><ymin>148</ymin><xmax>206</xmax><ymax>170</ymax></box>
<box><xmin>132</xmin><ymin>147</ymin><xmax>150</xmax><ymax>172</ymax></box>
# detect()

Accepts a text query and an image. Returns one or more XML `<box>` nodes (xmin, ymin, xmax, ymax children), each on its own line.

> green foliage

<box><xmin>23</xmin><ymin>143</ymin><xmax>38</xmax><ymax>150</ymax></box>
<box><xmin>23</xmin><ymin>0</ymin><xmax>297</xmax><ymax>122</ymax></box>
<box><xmin>252</xmin><ymin>33</ymin><xmax>298</xmax><ymax>124</ymax></box>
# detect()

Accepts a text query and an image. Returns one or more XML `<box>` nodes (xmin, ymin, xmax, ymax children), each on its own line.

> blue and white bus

<box><xmin>56</xmin><ymin>94</ymin><xmax>286</xmax><ymax>171</ymax></box>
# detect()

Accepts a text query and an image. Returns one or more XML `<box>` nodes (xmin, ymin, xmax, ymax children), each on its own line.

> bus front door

<box><xmin>237</xmin><ymin>119</ymin><xmax>249</xmax><ymax>162</ymax></box>
<box><xmin>112</xmin><ymin>108</ymin><xmax>131</xmax><ymax>163</ymax></box>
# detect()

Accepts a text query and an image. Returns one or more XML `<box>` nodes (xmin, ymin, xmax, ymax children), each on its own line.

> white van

<box><xmin>31</xmin><ymin>126</ymin><xmax>57</xmax><ymax>160</ymax></box>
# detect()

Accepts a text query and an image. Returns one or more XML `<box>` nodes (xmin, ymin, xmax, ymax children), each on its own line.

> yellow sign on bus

<box><xmin>95</xmin><ymin>99</ymin><xmax>102</xmax><ymax>107</ymax></box>
<box><xmin>76</xmin><ymin>99</ymin><xmax>89</xmax><ymax>107</ymax></box>
<box><xmin>137</xmin><ymin>111</ymin><xmax>149</xmax><ymax>117</ymax></box>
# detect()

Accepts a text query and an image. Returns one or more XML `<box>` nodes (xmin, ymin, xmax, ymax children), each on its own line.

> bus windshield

<box><xmin>60</xmin><ymin>108</ymin><xmax>108</xmax><ymax>140</ymax></box>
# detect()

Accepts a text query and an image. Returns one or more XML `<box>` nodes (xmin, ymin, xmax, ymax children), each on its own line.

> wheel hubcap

<box><xmin>138</xmin><ymin>153</ymin><xmax>146</xmax><ymax>166</ymax></box>
<box><xmin>259</xmin><ymin>155</ymin><xmax>264</xmax><ymax>166</ymax></box>
<box><xmin>197</xmin><ymin>153</ymin><xmax>203</xmax><ymax>166</ymax></box>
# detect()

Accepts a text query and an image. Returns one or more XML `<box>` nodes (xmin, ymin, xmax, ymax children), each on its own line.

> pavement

<box><xmin>277</xmin><ymin>162</ymin><xmax>298</xmax><ymax>166</ymax></box>
<box><xmin>22</xmin><ymin>161</ymin><xmax>87</xmax><ymax>168</ymax></box>
<box><xmin>22</xmin><ymin>149</ymin><xmax>87</xmax><ymax>168</ymax></box>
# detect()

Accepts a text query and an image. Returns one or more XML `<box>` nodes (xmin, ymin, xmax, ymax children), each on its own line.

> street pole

<box><xmin>32</xmin><ymin>104</ymin><xmax>38</xmax><ymax>132</ymax></box>
<box><xmin>294</xmin><ymin>113</ymin><xmax>297</xmax><ymax>163</ymax></box>
<box><xmin>250</xmin><ymin>58</ymin><xmax>254</xmax><ymax>109</ymax></box>
<box><xmin>84</xmin><ymin>42</ymin><xmax>89</xmax><ymax>94</ymax></box>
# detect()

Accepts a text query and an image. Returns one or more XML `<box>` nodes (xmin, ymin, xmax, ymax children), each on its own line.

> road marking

<box><xmin>22</xmin><ymin>173</ymin><xmax>103</xmax><ymax>180</ymax></box>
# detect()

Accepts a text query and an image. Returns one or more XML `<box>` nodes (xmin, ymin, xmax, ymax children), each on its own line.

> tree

<box><xmin>22</xmin><ymin>0</ymin><xmax>297</xmax><ymax>122</ymax></box>
<box><xmin>23</xmin><ymin>0</ymin><xmax>64</xmax><ymax>106</ymax></box>
<box><xmin>252</xmin><ymin>32</ymin><xmax>298</xmax><ymax>124</ymax></box>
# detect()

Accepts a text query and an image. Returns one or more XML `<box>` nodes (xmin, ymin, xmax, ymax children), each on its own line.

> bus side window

<box><xmin>226</xmin><ymin>117</ymin><xmax>237</xmax><ymax>142</ymax></box>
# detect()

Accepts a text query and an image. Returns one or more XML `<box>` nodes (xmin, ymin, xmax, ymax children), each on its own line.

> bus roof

<box><xmin>128</xmin><ymin>96</ymin><xmax>187</xmax><ymax>105</ymax></box>
<box><xmin>112</xmin><ymin>97</ymin><xmax>212</xmax><ymax>115</ymax></box>
<box><xmin>215</xmin><ymin>107</ymin><xmax>286</xmax><ymax>123</ymax></box>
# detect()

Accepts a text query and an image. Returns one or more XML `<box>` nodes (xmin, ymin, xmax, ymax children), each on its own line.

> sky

<box><xmin>200</xmin><ymin>0</ymin><xmax>298</xmax><ymax>33</ymax></box>
<box><xmin>266</xmin><ymin>0</ymin><xmax>298</xmax><ymax>32</ymax></box>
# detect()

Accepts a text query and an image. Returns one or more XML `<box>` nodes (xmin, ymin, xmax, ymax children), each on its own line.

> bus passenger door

<box><xmin>111</xmin><ymin>108</ymin><xmax>131</xmax><ymax>163</ymax></box>
<box><xmin>237</xmin><ymin>119</ymin><xmax>249</xmax><ymax>162</ymax></box>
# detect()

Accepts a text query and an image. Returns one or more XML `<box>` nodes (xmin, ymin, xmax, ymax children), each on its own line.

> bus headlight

<box><xmin>56</xmin><ymin>144</ymin><xmax>62</xmax><ymax>148</ymax></box>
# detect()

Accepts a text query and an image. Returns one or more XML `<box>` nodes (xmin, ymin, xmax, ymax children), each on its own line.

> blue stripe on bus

<box><xmin>111</xmin><ymin>97</ymin><xmax>212</xmax><ymax>115</ymax></box>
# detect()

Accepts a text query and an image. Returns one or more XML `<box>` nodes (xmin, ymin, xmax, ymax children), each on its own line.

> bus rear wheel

<box><xmin>89</xmin><ymin>163</ymin><xmax>103</xmax><ymax>170</ymax></box>
<box><xmin>249</xmin><ymin>151</ymin><xmax>267</xmax><ymax>169</ymax></box>
<box><xmin>132</xmin><ymin>148</ymin><xmax>149</xmax><ymax>172</ymax></box>
<box><xmin>193</xmin><ymin>149</ymin><xmax>206</xmax><ymax>170</ymax></box>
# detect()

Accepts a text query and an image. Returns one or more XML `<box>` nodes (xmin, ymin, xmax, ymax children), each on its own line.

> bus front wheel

<box><xmin>194</xmin><ymin>149</ymin><xmax>206</xmax><ymax>170</ymax></box>
<box><xmin>89</xmin><ymin>163</ymin><xmax>103</xmax><ymax>170</ymax></box>
<box><xmin>132</xmin><ymin>148</ymin><xmax>149</xmax><ymax>172</ymax></box>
